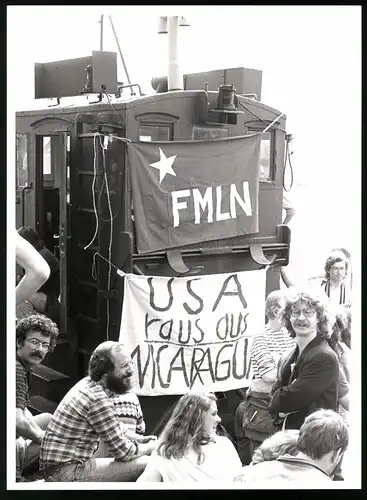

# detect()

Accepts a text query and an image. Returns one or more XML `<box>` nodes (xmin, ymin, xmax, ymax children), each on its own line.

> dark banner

<box><xmin>128</xmin><ymin>134</ymin><xmax>261</xmax><ymax>254</ymax></box>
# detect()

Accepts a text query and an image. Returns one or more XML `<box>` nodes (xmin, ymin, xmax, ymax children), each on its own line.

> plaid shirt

<box><xmin>39</xmin><ymin>377</ymin><xmax>138</xmax><ymax>472</ymax></box>
<box><xmin>16</xmin><ymin>354</ymin><xmax>30</xmax><ymax>411</ymax></box>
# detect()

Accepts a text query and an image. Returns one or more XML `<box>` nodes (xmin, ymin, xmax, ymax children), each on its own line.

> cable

<box><xmin>239</xmin><ymin>102</ymin><xmax>269</xmax><ymax>125</ymax></box>
<box><xmin>84</xmin><ymin>129</ymin><xmax>131</xmax><ymax>338</ymax></box>
<box><xmin>101</xmin><ymin>88</ymin><xmax>125</xmax><ymax>128</ymax></box>
<box><xmin>108</xmin><ymin>135</ymin><xmax>131</xmax><ymax>144</ymax></box>
<box><xmin>244</xmin><ymin>120</ymin><xmax>286</xmax><ymax>134</ymax></box>
<box><xmin>98</xmin><ymin>134</ymin><xmax>114</xmax><ymax>340</ymax></box>
<box><xmin>240</xmin><ymin>103</ymin><xmax>287</xmax><ymax>133</ymax></box>
<box><xmin>261</xmin><ymin>112</ymin><xmax>284</xmax><ymax>135</ymax></box>
<box><xmin>84</xmin><ymin>133</ymin><xmax>99</xmax><ymax>250</ymax></box>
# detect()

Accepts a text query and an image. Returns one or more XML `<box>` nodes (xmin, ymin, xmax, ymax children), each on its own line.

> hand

<box><xmin>279</xmin><ymin>411</ymin><xmax>297</xmax><ymax>418</ymax></box>
<box><xmin>37</xmin><ymin>429</ymin><xmax>46</xmax><ymax>444</ymax></box>
<box><xmin>144</xmin><ymin>439</ymin><xmax>157</xmax><ymax>455</ymax></box>
<box><xmin>140</xmin><ymin>435</ymin><xmax>157</xmax><ymax>444</ymax></box>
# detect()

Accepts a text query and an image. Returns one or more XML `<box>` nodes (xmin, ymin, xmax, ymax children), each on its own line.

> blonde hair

<box><xmin>251</xmin><ymin>430</ymin><xmax>299</xmax><ymax>464</ymax></box>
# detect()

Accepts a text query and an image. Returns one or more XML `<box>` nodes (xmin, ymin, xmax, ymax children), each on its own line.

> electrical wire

<box><xmin>102</xmin><ymin>88</ymin><xmax>125</xmax><ymax>128</ymax></box>
<box><xmin>98</xmin><ymin>134</ymin><xmax>114</xmax><ymax>340</ymax></box>
<box><xmin>240</xmin><ymin>103</ymin><xmax>287</xmax><ymax>133</ymax></box>
<box><xmin>261</xmin><ymin>112</ymin><xmax>284</xmax><ymax>135</ymax></box>
<box><xmin>239</xmin><ymin>101</ymin><xmax>269</xmax><ymax>125</ymax></box>
<box><xmin>84</xmin><ymin>133</ymin><xmax>99</xmax><ymax>250</ymax></box>
<box><xmin>239</xmin><ymin>98</ymin><xmax>285</xmax><ymax>118</ymax></box>
<box><xmin>84</xmin><ymin>131</ymin><xmax>122</xmax><ymax>339</ymax></box>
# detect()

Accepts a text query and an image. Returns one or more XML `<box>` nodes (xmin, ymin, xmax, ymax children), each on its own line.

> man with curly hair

<box><xmin>16</xmin><ymin>314</ymin><xmax>59</xmax><ymax>481</ymax></box>
<box><xmin>268</xmin><ymin>288</ymin><xmax>339</xmax><ymax>431</ymax></box>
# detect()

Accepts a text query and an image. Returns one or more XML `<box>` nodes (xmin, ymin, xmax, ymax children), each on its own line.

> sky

<box><xmin>6</xmin><ymin>6</ymin><xmax>362</xmax><ymax>488</ymax></box>
<box><xmin>7</xmin><ymin>4</ymin><xmax>361</xmax><ymax>285</ymax></box>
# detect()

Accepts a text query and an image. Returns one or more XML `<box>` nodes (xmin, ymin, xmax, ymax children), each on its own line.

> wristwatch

<box><xmin>132</xmin><ymin>439</ymin><xmax>139</xmax><ymax>454</ymax></box>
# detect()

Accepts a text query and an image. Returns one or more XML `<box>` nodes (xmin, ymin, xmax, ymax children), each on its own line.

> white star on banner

<box><xmin>150</xmin><ymin>148</ymin><xmax>177</xmax><ymax>184</ymax></box>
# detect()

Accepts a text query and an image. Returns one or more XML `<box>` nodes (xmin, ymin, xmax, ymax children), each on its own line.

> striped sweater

<box><xmin>250</xmin><ymin>326</ymin><xmax>296</xmax><ymax>393</ymax></box>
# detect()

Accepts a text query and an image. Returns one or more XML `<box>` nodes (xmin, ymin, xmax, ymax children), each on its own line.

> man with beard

<box><xmin>269</xmin><ymin>288</ymin><xmax>340</xmax><ymax>431</ymax></box>
<box><xmin>40</xmin><ymin>341</ymin><xmax>156</xmax><ymax>482</ymax></box>
<box><xmin>16</xmin><ymin>314</ymin><xmax>59</xmax><ymax>481</ymax></box>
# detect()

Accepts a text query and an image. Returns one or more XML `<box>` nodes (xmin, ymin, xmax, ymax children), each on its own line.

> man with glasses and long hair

<box><xmin>16</xmin><ymin>314</ymin><xmax>59</xmax><ymax>481</ymax></box>
<box><xmin>269</xmin><ymin>288</ymin><xmax>339</xmax><ymax>431</ymax></box>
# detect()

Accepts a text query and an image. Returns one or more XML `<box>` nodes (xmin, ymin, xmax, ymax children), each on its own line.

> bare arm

<box><xmin>132</xmin><ymin>441</ymin><xmax>156</xmax><ymax>459</ymax></box>
<box><xmin>16</xmin><ymin>233</ymin><xmax>50</xmax><ymax>305</ymax></box>
<box><xmin>280</xmin><ymin>266</ymin><xmax>296</xmax><ymax>288</ymax></box>
<box><xmin>16</xmin><ymin>408</ymin><xmax>44</xmax><ymax>443</ymax></box>
<box><xmin>125</xmin><ymin>431</ymin><xmax>157</xmax><ymax>444</ymax></box>
<box><xmin>282</xmin><ymin>197</ymin><xmax>296</xmax><ymax>225</ymax></box>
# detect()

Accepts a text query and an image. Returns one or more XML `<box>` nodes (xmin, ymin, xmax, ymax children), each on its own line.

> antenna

<box><xmin>109</xmin><ymin>15</ymin><xmax>134</xmax><ymax>96</ymax></box>
<box><xmin>99</xmin><ymin>14</ymin><xmax>104</xmax><ymax>50</ymax></box>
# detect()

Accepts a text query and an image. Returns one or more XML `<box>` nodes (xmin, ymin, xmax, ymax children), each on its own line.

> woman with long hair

<box><xmin>137</xmin><ymin>392</ymin><xmax>242</xmax><ymax>482</ymax></box>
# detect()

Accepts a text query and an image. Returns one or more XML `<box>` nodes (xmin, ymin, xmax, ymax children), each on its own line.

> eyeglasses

<box><xmin>330</xmin><ymin>266</ymin><xmax>345</xmax><ymax>272</ymax></box>
<box><xmin>121</xmin><ymin>359</ymin><xmax>134</xmax><ymax>370</ymax></box>
<box><xmin>291</xmin><ymin>309</ymin><xmax>316</xmax><ymax>318</ymax></box>
<box><xmin>26</xmin><ymin>338</ymin><xmax>51</xmax><ymax>351</ymax></box>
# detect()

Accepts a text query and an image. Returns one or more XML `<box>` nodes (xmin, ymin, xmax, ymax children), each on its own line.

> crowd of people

<box><xmin>14</xmin><ymin>226</ymin><xmax>353</xmax><ymax>484</ymax></box>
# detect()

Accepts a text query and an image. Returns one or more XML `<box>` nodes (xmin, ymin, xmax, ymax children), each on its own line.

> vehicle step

<box><xmin>56</xmin><ymin>337</ymin><xmax>69</xmax><ymax>345</ymax></box>
<box><xmin>30</xmin><ymin>363</ymin><xmax>69</xmax><ymax>382</ymax></box>
<box><xmin>29</xmin><ymin>395</ymin><xmax>58</xmax><ymax>415</ymax></box>
<box><xmin>79</xmin><ymin>347</ymin><xmax>93</xmax><ymax>356</ymax></box>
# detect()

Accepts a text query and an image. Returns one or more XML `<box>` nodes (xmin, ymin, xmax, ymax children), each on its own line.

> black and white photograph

<box><xmin>7</xmin><ymin>5</ymin><xmax>361</xmax><ymax>490</ymax></box>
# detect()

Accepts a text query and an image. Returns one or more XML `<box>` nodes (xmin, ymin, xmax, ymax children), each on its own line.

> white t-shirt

<box><xmin>138</xmin><ymin>436</ymin><xmax>242</xmax><ymax>482</ymax></box>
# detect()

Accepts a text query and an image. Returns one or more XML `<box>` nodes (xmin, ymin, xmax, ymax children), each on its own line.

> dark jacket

<box><xmin>269</xmin><ymin>335</ymin><xmax>339</xmax><ymax>429</ymax></box>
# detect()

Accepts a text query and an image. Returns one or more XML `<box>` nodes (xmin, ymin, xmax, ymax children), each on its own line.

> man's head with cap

<box><xmin>88</xmin><ymin>341</ymin><xmax>134</xmax><ymax>394</ymax></box>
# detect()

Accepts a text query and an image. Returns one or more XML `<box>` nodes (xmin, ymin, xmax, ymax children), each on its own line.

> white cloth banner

<box><xmin>119</xmin><ymin>269</ymin><xmax>267</xmax><ymax>396</ymax></box>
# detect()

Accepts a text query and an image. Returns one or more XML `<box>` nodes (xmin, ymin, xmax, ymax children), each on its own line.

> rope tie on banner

<box><xmin>108</xmin><ymin>135</ymin><xmax>131</xmax><ymax>144</ymax></box>
<box><xmin>261</xmin><ymin>112</ymin><xmax>284</xmax><ymax>134</ymax></box>
<box><xmin>92</xmin><ymin>252</ymin><xmax>125</xmax><ymax>276</ymax></box>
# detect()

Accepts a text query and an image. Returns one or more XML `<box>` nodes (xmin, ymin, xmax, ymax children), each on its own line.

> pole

<box><xmin>109</xmin><ymin>15</ymin><xmax>132</xmax><ymax>87</ymax></box>
<box><xmin>100</xmin><ymin>15</ymin><xmax>104</xmax><ymax>51</ymax></box>
<box><xmin>167</xmin><ymin>16</ymin><xmax>183</xmax><ymax>90</ymax></box>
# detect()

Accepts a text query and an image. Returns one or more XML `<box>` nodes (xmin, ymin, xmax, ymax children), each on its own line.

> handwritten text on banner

<box><xmin>119</xmin><ymin>269</ymin><xmax>266</xmax><ymax>395</ymax></box>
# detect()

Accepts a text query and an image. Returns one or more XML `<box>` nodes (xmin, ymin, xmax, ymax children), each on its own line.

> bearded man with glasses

<box><xmin>16</xmin><ymin>314</ymin><xmax>59</xmax><ymax>481</ymax></box>
<box><xmin>40</xmin><ymin>341</ymin><xmax>156</xmax><ymax>482</ymax></box>
<box><xmin>268</xmin><ymin>289</ymin><xmax>339</xmax><ymax>432</ymax></box>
